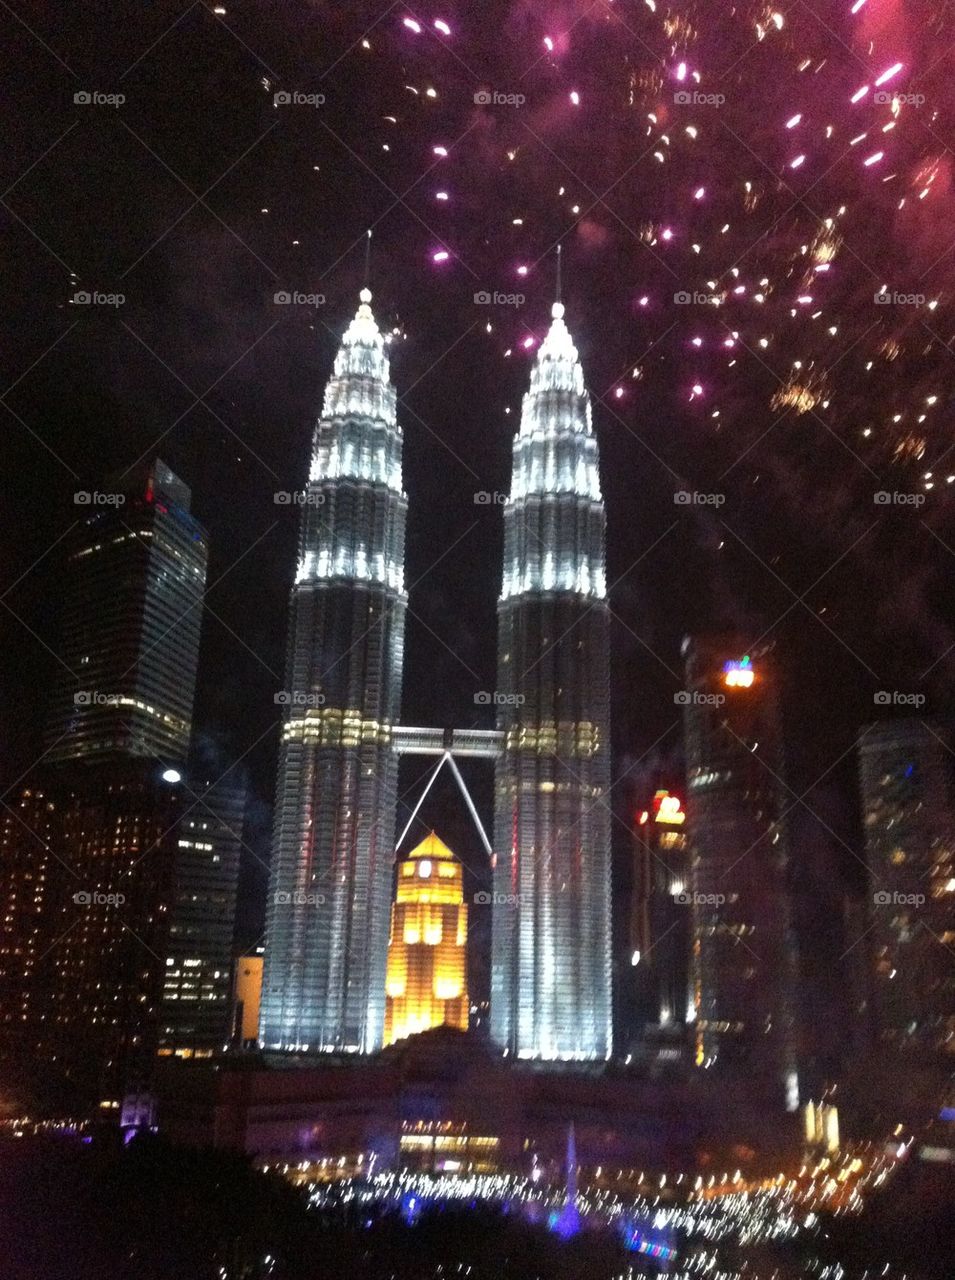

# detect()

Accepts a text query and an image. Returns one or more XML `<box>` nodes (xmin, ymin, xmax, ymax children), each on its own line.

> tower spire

<box><xmin>362</xmin><ymin>227</ymin><xmax>372</xmax><ymax>299</ymax></box>
<box><xmin>554</xmin><ymin>242</ymin><xmax>562</xmax><ymax>312</ymax></box>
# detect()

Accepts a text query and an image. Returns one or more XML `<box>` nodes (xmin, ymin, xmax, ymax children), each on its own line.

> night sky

<box><xmin>3</xmin><ymin>0</ymin><xmax>955</xmax><ymax>981</ymax></box>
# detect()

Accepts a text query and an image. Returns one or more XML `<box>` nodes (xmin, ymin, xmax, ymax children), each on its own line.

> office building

<box><xmin>46</xmin><ymin>459</ymin><xmax>208</xmax><ymax>766</ymax></box>
<box><xmin>682</xmin><ymin>637</ymin><xmax>799</xmax><ymax>1109</ymax></box>
<box><xmin>384</xmin><ymin>832</ymin><xmax>468</xmax><ymax>1047</ymax></box>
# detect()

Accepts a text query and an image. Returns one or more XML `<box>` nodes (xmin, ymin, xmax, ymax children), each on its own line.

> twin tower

<box><xmin>261</xmin><ymin>287</ymin><xmax>613</xmax><ymax>1062</ymax></box>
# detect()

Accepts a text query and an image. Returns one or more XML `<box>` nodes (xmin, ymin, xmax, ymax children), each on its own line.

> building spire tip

<box><xmin>362</xmin><ymin>228</ymin><xmax>373</xmax><ymax>297</ymax></box>
<box><xmin>552</xmin><ymin>243</ymin><xmax>564</xmax><ymax>318</ymax></box>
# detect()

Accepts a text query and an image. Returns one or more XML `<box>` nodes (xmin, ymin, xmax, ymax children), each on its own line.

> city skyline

<box><xmin>3</xmin><ymin>279</ymin><xmax>953</xmax><ymax>1085</ymax></box>
<box><xmin>2</xmin><ymin>2</ymin><xmax>954</xmax><ymax>1274</ymax></box>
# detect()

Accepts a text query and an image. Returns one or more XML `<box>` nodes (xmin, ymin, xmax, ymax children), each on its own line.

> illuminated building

<box><xmin>629</xmin><ymin>791</ymin><xmax>690</xmax><ymax>1045</ymax></box>
<box><xmin>858</xmin><ymin>719</ymin><xmax>955</xmax><ymax>1057</ymax></box>
<box><xmin>681</xmin><ymin>636</ymin><xmax>799</xmax><ymax>1110</ymax></box>
<box><xmin>45</xmin><ymin>459</ymin><xmax>208</xmax><ymax>767</ymax></box>
<box><xmin>0</xmin><ymin>461</ymin><xmax>227</xmax><ymax>1103</ymax></box>
<box><xmin>399</xmin><ymin>1120</ymin><xmax>499</xmax><ymax>1174</ymax></box>
<box><xmin>0</xmin><ymin>785</ymin><xmax>54</xmax><ymax>1059</ymax></box>
<box><xmin>803</xmin><ymin>1100</ymin><xmax>840</xmax><ymax>1154</ymax></box>
<box><xmin>157</xmin><ymin>1024</ymin><xmax>797</xmax><ymax>1174</ymax></box>
<box><xmin>36</xmin><ymin>761</ymin><xmax>187</xmax><ymax>1105</ymax></box>
<box><xmin>261</xmin><ymin>289</ymin><xmax>408</xmax><ymax>1054</ymax></box>
<box><xmin>1</xmin><ymin>766</ymin><xmax>242</xmax><ymax>1102</ymax></box>
<box><xmin>233</xmin><ymin>950</ymin><xmax>264</xmax><ymax>1045</ymax></box>
<box><xmin>158</xmin><ymin>781</ymin><xmax>244</xmax><ymax>1059</ymax></box>
<box><xmin>383</xmin><ymin>832</ymin><xmax>468</xmax><ymax>1047</ymax></box>
<box><xmin>491</xmin><ymin>298</ymin><xmax>613</xmax><ymax>1062</ymax></box>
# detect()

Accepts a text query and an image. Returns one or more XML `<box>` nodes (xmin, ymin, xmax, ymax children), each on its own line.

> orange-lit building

<box><xmin>383</xmin><ymin>832</ymin><xmax>468</xmax><ymax>1046</ymax></box>
<box><xmin>234</xmin><ymin>951</ymin><xmax>263</xmax><ymax>1045</ymax></box>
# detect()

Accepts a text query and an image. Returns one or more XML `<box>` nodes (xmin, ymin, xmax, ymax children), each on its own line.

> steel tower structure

<box><xmin>261</xmin><ymin>288</ymin><xmax>408</xmax><ymax>1053</ymax></box>
<box><xmin>490</xmin><ymin>300</ymin><xmax>613</xmax><ymax>1060</ymax></box>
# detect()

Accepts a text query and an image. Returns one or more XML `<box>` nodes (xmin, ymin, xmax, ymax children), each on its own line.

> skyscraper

<box><xmin>39</xmin><ymin>761</ymin><xmax>188</xmax><ymax>1106</ymax></box>
<box><xmin>682</xmin><ymin>637</ymin><xmax>799</xmax><ymax>1110</ymax></box>
<box><xmin>859</xmin><ymin>719</ymin><xmax>955</xmax><ymax>1057</ymax></box>
<box><xmin>1</xmin><ymin>460</ymin><xmax>213</xmax><ymax>1107</ymax></box>
<box><xmin>46</xmin><ymin>459</ymin><xmax>208</xmax><ymax>767</ymax></box>
<box><xmin>159</xmin><ymin>780</ymin><xmax>245</xmax><ymax>1059</ymax></box>
<box><xmin>383</xmin><ymin>831</ymin><xmax>469</xmax><ymax>1047</ymax></box>
<box><xmin>0</xmin><ymin>784</ymin><xmax>54</xmax><ymax>1062</ymax></box>
<box><xmin>491</xmin><ymin>300</ymin><xmax>613</xmax><ymax>1061</ymax></box>
<box><xmin>261</xmin><ymin>289</ymin><xmax>408</xmax><ymax>1053</ymax></box>
<box><xmin>630</xmin><ymin>790</ymin><xmax>690</xmax><ymax>1039</ymax></box>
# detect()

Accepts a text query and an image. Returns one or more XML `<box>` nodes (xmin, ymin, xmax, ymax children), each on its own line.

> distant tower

<box><xmin>629</xmin><ymin>790</ymin><xmax>690</xmax><ymax>1044</ymax></box>
<box><xmin>261</xmin><ymin>289</ymin><xmax>408</xmax><ymax>1053</ymax></box>
<box><xmin>383</xmin><ymin>832</ymin><xmax>469</xmax><ymax>1046</ymax></box>
<box><xmin>859</xmin><ymin>719</ymin><xmax>955</xmax><ymax>1057</ymax></box>
<box><xmin>46</xmin><ymin>459</ymin><xmax>208</xmax><ymax>767</ymax></box>
<box><xmin>159</xmin><ymin>780</ymin><xmax>245</xmax><ymax>1059</ymax></box>
<box><xmin>491</xmin><ymin>296</ymin><xmax>612</xmax><ymax>1061</ymax></box>
<box><xmin>682</xmin><ymin>637</ymin><xmax>799</xmax><ymax>1109</ymax></box>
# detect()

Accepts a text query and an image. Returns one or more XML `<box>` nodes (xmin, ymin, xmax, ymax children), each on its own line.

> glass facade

<box><xmin>30</xmin><ymin>761</ymin><xmax>187</xmax><ymax>1105</ymax></box>
<box><xmin>859</xmin><ymin>719</ymin><xmax>955</xmax><ymax>1057</ymax></box>
<box><xmin>159</xmin><ymin>780</ymin><xmax>245</xmax><ymax>1058</ymax></box>
<box><xmin>46</xmin><ymin>459</ymin><xmax>208</xmax><ymax>766</ymax></box>
<box><xmin>491</xmin><ymin>303</ymin><xmax>613</xmax><ymax>1061</ymax></box>
<box><xmin>261</xmin><ymin>290</ymin><xmax>408</xmax><ymax>1053</ymax></box>
<box><xmin>682</xmin><ymin>636</ymin><xmax>799</xmax><ymax>1110</ymax></box>
<box><xmin>629</xmin><ymin>792</ymin><xmax>690</xmax><ymax>1040</ymax></box>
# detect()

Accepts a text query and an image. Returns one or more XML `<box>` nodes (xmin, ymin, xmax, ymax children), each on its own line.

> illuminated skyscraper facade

<box><xmin>630</xmin><ymin>790</ymin><xmax>690</xmax><ymax>1037</ymax></box>
<box><xmin>682</xmin><ymin>637</ymin><xmax>799</xmax><ymax>1110</ymax></box>
<box><xmin>0</xmin><ymin>784</ymin><xmax>54</xmax><ymax>1061</ymax></box>
<box><xmin>384</xmin><ymin>832</ymin><xmax>469</xmax><ymax>1047</ymax></box>
<box><xmin>261</xmin><ymin>289</ymin><xmax>408</xmax><ymax>1053</ymax></box>
<box><xmin>491</xmin><ymin>301</ymin><xmax>613</xmax><ymax>1061</ymax></box>
<box><xmin>159</xmin><ymin>780</ymin><xmax>245</xmax><ymax>1059</ymax></box>
<box><xmin>33</xmin><ymin>761</ymin><xmax>186</xmax><ymax>1105</ymax></box>
<box><xmin>46</xmin><ymin>460</ymin><xmax>208</xmax><ymax>767</ymax></box>
<box><xmin>859</xmin><ymin>719</ymin><xmax>955</xmax><ymax>1057</ymax></box>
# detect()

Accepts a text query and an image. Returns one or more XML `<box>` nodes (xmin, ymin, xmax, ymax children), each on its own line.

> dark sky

<box><xmin>4</xmin><ymin>0</ymin><xmax>955</xmax><ymax>959</ymax></box>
